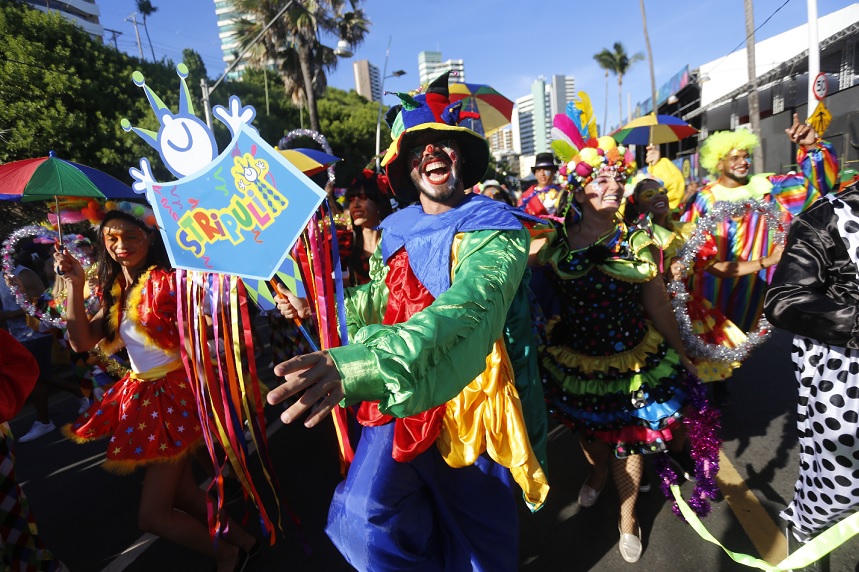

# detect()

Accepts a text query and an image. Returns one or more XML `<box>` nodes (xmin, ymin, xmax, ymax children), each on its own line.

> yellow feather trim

<box><xmin>106</xmin><ymin>266</ymin><xmax>164</xmax><ymax>353</ymax></box>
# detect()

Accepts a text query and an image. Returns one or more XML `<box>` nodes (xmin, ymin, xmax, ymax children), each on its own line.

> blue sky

<box><xmin>98</xmin><ymin>0</ymin><xmax>855</xmax><ymax>131</ymax></box>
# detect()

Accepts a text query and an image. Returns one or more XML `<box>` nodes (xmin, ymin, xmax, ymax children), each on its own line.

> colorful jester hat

<box><xmin>551</xmin><ymin>92</ymin><xmax>636</xmax><ymax>191</ymax></box>
<box><xmin>381</xmin><ymin>71</ymin><xmax>489</xmax><ymax>202</ymax></box>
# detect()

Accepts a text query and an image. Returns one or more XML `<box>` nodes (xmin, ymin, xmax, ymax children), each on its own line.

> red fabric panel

<box><xmin>356</xmin><ymin>248</ymin><xmax>447</xmax><ymax>462</ymax></box>
<box><xmin>0</xmin><ymin>330</ymin><xmax>39</xmax><ymax>422</ymax></box>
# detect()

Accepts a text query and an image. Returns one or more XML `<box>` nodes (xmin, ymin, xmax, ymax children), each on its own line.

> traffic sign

<box><xmin>813</xmin><ymin>72</ymin><xmax>828</xmax><ymax>101</ymax></box>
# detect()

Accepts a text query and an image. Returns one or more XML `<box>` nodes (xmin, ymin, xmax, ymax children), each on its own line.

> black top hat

<box><xmin>531</xmin><ymin>152</ymin><xmax>558</xmax><ymax>172</ymax></box>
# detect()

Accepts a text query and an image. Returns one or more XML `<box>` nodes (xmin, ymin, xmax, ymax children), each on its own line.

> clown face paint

<box><xmin>102</xmin><ymin>220</ymin><xmax>152</xmax><ymax>275</ymax></box>
<box><xmin>407</xmin><ymin>135</ymin><xmax>463</xmax><ymax>205</ymax></box>
<box><xmin>718</xmin><ymin>149</ymin><xmax>751</xmax><ymax>185</ymax></box>
<box><xmin>636</xmin><ymin>185</ymin><xmax>670</xmax><ymax>217</ymax></box>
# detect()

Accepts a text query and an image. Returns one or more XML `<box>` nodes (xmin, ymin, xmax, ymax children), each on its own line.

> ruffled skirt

<box><xmin>542</xmin><ymin>323</ymin><xmax>694</xmax><ymax>457</ymax></box>
<box><xmin>63</xmin><ymin>367</ymin><xmax>203</xmax><ymax>473</ymax></box>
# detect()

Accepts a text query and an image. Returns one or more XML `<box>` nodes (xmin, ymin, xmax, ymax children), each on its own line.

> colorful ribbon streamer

<box><xmin>671</xmin><ymin>484</ymin><xmax>859</xmax><ymax>570</ymax></box>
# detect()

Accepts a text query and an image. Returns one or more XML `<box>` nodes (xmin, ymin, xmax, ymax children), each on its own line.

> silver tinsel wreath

<box><xmin>280</xmin><ymin>129</ymin><xmax>336</xmax><ymax>184</ymax></box>
<box><xmin>2</xmin><ymin>225</ymin><xmax>94</xmax><ymax>330</ymax></box>
<box><xmin>667</xmin><ymin>199</ymin><xmax>786</xmax><ymax>363</ymax></box>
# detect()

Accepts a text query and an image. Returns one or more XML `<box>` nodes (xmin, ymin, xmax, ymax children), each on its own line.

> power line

<box><xmin>0</xmin><ymin>53</ymin><xmax>76</xmax><ymax>76</ymax></box>
<box><xmin>706</xmin><ymin>0</ymin><xmax>793</xmax><ymax>75</ymax></box>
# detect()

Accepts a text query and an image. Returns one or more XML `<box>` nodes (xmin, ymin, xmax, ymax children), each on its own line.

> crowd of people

<box><xmin>1</xmin><ymin>69</ymin><xmax>855</xmax><ymax>572</ymax></box>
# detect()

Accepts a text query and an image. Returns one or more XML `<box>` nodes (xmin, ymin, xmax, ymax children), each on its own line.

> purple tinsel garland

<box><xmin>654</xmin><ymin>375</ymin><xmax>723</xmax><ymax>520</ymax></box>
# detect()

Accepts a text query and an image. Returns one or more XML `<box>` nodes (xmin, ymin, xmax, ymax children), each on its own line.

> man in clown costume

<box><xmin>680</xmin><ymin>117</ymin><xmax>837</xmax><ymax>370</ymax></box>
<box><xmin>268</xmin><ymin>72</ymin><xmax>549</xmax><ymax>571</ymax></box>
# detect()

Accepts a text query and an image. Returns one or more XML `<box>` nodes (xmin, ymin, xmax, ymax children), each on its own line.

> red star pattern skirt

<box><xmin>64</xmin><ymin>368</ymin><xmax>203</xmax><ymax>473</ymax></box>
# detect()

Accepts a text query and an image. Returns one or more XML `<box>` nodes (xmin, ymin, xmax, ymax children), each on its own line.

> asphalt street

<box><xmin>9</xmin><ymin>327</ymin><xmax>859</xmax><ymax>571</ymax></box>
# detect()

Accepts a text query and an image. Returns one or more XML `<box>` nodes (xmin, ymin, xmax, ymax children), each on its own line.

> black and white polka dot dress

<box><xmin>781</xmin><ymin>195</ymin><xmax>859</xmax><ymax>539</ymax></box>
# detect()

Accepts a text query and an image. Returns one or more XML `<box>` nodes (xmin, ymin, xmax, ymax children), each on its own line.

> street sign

<box><xmin>813</xmin><ymin>72</ymin><xmax>828</xmax><ymax>101</ymax></box>
<box><xmin>808</xmin><ymin>101</ymin><xmax>832</xmax><ymax>136</ymax></box>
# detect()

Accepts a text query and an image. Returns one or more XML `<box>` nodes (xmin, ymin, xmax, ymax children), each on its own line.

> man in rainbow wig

<box><xmin>267</xmin><ymin>72</ymin><xmax>548</xmax><ymax>571</ymax></box>
<box><xmin>681</xmin><ymin>117</ymin><xmax>837</xmax><ymax>338</ymax></box>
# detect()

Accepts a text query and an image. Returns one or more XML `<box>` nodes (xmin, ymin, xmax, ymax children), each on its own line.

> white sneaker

<box><xmin>78</xmin><ymin>396</ymin><xmax>93</xmax><ymax>414</ymax></box>
<box><xmin>18</xmin><ymin>420</ymin><xmax>56</xmax><ymax>443</ymax></box>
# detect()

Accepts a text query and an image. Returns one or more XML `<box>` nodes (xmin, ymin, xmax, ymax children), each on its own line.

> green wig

<box><xmin>699</xmin><ymin>130</ymin><xmax>760</xmax><ymax>174</ymax></box>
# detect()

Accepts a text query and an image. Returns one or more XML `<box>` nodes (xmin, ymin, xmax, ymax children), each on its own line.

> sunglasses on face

<box><xmin>408</xmin><ymin>138</ymin><xmax>453</xmax><ymax>160</ymax></box>
<box><xmin>639</xmin><ymin>188</ymin><xmax>668</xmax><ymax>201</ymax></box>
<box><xmin>347</xmin><ymin>193</ymin><xmax>369</xmax><ymax>204</ymax></box>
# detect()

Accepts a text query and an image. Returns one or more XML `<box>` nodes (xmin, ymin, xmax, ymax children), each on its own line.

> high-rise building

<box><xmin>28</xmin><ymin>0</ymin><xmax>102</xmax><ymax>39</ymax></box>
<box><xmin>353</xmin><ymin>60</ymin><xmax>382</xmax><ymax>102</ymax></box>
<box><xmin>513</xmin><ymin>75</ymin><xmax>575</xmax><ymax>164</ymax></box>
<box><xmin>550</xmin><ymin>74</ymin><xmax>576</xmax><ymax>118</ymax></box>
<box><xmin>488</xmin><ymin>126</ymin><xmax>515</xmax><ymax>158</ymax></box>
<box><xmin>214</xmin><ymin>0</ymin><xmax>248</xmax><ymax>79</ymax></box>
<box><xmin>418</xmin><ymin>51</ymin><xmax>466</xmax><ymax>85</ymax></box>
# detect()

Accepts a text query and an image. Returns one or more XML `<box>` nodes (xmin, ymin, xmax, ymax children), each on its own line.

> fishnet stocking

<box><xmin>611</xmin><ymin>454</ymin><xmax>642</xmax><ymax>534</ymax></box>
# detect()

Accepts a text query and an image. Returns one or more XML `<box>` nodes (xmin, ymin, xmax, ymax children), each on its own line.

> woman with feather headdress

<box><xmin>534</xmin><ymin>93</ymin><xmax>721</xmax><ymax>563</ymax></box>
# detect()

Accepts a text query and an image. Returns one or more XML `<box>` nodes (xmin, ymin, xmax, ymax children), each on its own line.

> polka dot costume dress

<box><xmin>781</xmin><ymin>194</ymin><xmax>859</xmax><ymax>539</ymax></box>
<box><xmin>538</xmin><ymin>222</ymin><xmax>697</xmax><ymax>457</ymax></box>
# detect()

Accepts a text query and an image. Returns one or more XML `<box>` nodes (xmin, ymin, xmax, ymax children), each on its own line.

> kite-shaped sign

<box><xmin>122</xmin><ymin>64</ymin><xmax>325</xmax><ymax>280</ymax></box>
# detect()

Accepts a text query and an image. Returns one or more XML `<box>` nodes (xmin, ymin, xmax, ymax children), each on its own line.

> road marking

<box><xmin>717</xmin><ymin>449</ymin><xmax>787</xmax><ymax>565</ymax></box>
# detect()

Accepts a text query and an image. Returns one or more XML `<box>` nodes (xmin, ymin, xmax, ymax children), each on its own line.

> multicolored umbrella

<box><xmin>276</xmin><ymin>148</ymin><xmax>341</xmax><ymax>177</ymax></box>
<box><xmin>0</xmin><ymin>151</ymin><xmax>137</xmax><ymax>202</ymax></box>
<box><xmin>611</xmin><ymin>113</ymin><xmax>698</xmax><ymax>146</ymax></box>
<box><xmin>0</xmin><ymin>151</ymin><xmax>138</xmax><ymax>244</ymax></box>
<box><xmin>448</xmin><ymin>82</ymin><xmax>514</xmax><ymax>137</ymax></box>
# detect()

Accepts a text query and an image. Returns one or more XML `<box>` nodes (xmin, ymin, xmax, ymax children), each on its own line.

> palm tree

<box><xmin>232</xmin><ymin>0</ymin><xmax>370</xmax><ymax>133</ymax></box>
<box><xmin>135</xmin><ymin>0</ymin><xmax>158</xmax><ymax>62</ymax></box>
<box><xmin>593</xmin><ymin>42</ymin><xmax>644</xmax><ymax>132</ymax></box>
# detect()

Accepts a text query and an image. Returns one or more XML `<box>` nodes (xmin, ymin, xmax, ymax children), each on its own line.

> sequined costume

<box><xmin>538</xmin><ymin>220</ymin><xmax>699</xmax><ymax>457</ymax></box>
<box><xmin>64</xmin><ymin>267</ymin><xmax>202</xmax><ymax>473</ymax></box>
<box><xmin>680</xmin><ymin>142</ymin><xmax>837</xmax><ymax>332</ymax></box>
<box><xmin>324</xmin><ymin>194</ymin><xmax>548</xmax><ymax>572</ymax></box>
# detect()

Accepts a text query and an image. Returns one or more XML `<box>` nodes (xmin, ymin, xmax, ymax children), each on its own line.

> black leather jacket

<box><xmin>764</xmin><ymin>183</ymin><xmax>859</xmax><ymax>349</ymax></box>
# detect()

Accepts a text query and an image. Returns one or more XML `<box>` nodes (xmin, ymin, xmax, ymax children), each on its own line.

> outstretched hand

<box><xmin>267</xmin><ymin>351</ymin><xmax>344</xmax><ymax>427</ymax></box>
<box><xmin>785</xmin><ymin>113</ymin><xmax>818</xmax><ymax>148</ymax></box>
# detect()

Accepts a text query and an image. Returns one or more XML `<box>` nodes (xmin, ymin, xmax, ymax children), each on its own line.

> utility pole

<box><xmin>125</xmin><ymin>13</ymin><xmax>144</xmax><ymax>59</ymax></box>
<box><xmin>744</xmin><ymin>0</ymin><xmax>763</xmax><ymax>173</ymax></box>
<box><xmin>806</xmin><ymin>0</ymin><xmax>820</xmax><ymax>114</ymax></box>
<box><xmin>103</xmin><ymin>28</ymin><xmax>123</xmax><ymax>51</ymax></box>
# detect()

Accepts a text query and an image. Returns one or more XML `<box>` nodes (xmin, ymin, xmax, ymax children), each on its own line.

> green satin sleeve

<box><xmin>342</xmin><ymin>247</ymin><xmax>389</xmax><ymax>338</ymax></box>
<box><xmin>329</xmin><ymin>227</ymin><xmax>530</xmax><ymax>418</ymax></box>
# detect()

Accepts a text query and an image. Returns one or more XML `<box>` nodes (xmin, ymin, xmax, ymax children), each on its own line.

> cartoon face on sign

<box><xmin>121</xmin><ymin>66</ymin><xmax>325</xmax><ymax>280</ymax></box>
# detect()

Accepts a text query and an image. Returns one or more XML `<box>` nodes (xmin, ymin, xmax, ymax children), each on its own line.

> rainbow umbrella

<box><xmin>277</xmin><ymin>148</ymin><xmax>341</xmax><ymax>177</ymax></box>
<box><xmin>611</xmin><ymin>113</ymin><xmax>698</xmax><ymax>146</ymax></box>
<box><xmin>448</xmin><ymin>82</ymin><xmax>514</xmax><ymax>137</ymax></box>
<box><xmin>0</xmin><ymin>151</ymin><xmax>138</xmax><ymax>245</ymax></box>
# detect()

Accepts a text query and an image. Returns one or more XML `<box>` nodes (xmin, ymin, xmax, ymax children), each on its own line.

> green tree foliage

<box><xmin>0</xmin><ymin>2</ymin><xmax>175</xmax><ymax>180</ymax></box>
<box><xmin>0</xmin><ymin>3</ymin><xmax>379</xmax><ymax>194</ymax></box>
<box><xmin>318</xmin><ymin>88</ymin><xmax>384</xmax><ymax>186</ymax></box>
<box><xmin>220</xmin><ymin>68</ymin><xmax>301</xmax><ymax>148</ymax></box>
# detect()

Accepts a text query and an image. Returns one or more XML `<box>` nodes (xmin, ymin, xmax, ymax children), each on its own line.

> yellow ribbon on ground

<box><xmin>671</xmin><ymin>484</ymin><xmax>859</xmax><ymax>570</ymax></box>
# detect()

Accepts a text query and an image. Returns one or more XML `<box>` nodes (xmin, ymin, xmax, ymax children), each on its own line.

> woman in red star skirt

<box><xmin>54</xmin><ymin>205</ymin><xmax>256</xmax><ymax>572</ymax></box>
